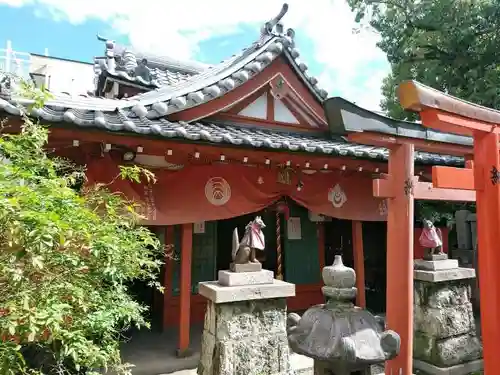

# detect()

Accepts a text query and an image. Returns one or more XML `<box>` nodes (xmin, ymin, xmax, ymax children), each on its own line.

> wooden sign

<box><xmin>287</xmin><ymin>217</ymin><xmax>302</xmax><ymax>240</ymax></box>
<box><xmin>194</xmin><ymin>222</ymin><xmax>206</xmax><ymax>234</ymax></box>
<box><xmin>277</xmin><ymin>168</ymin><xmax>293</xmax><ymax>185</ymax></box>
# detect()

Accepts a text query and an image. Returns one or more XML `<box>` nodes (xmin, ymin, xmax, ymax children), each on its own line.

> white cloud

<box><xmin>0</xmin><ymin>0</ymin><xmax>390</xmax><ymax>110</ymax></box>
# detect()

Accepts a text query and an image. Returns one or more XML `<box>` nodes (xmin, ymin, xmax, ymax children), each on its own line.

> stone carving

<box><xmin>134</xmin><ymin>58</ymin><xmax>152</xmax><ymax>81</ymax></box>
<box><xmin>232</xmin><ymin>216</ymin><xmax>266</xmax><ymax>267</ymax></box>
<box><xmin>420</xmin><ymin>219</ymin><xmax>445</xmax><ymax>260</ymax></box>
<box><xmin>287</xmin><ymin>255</ymin><xmax>400</xmax><ymax>375</ymax></box>
<box><xmin>260</xmin><ymin>3</ymin><xmax>295</xmax><ymax>48</ymax></box>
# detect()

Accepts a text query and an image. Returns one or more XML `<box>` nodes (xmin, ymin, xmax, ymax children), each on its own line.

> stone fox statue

<box><xmin>232</xmin><ymin>216</ymin><xmax>266</xmax><ymax>264</ymax></box>
<box><xmin>419</xmin><ymin>219</ymin><xmax>444</xmax><ymax>258</ymax></box>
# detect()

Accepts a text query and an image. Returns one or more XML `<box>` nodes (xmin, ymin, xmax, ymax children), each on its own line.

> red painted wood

<box><xmin>472</xmin><ymin>131</ymin><xmax>500</xmax><ymax>375</ymax></box>
<box><xmin>374</xmin><ymin>177</ymin><xmax>476</xmax><ymax>201</ymax></box>
<box><xmin>432</xmin><ymin>166</ymin><xmax>476</xmax><ymax>191</ymax></box>
<box><xmin>317</xmin><ymin>223</ymin><xmax>326</xmax><ymax>271</ymax></box>
<box><xmin>352</xmin><ymin>221</ymin><xmax>366</xmax><ymax>308</ymax></box>
<box><xmin>178</xmin><ymin>224</ymin><xmax>193</xmax><ymax>353</ymax></box>
<box><xmin>384</xmin><ymin>143</ymin><xmax>414</xmax><ymax>375</ymax></box>
<box><xmin>266</xmin><ymin>90</ymin><xmax>274</xmax><ymax>121</ymax></box>
<box><xmin>171</xmin><ymin>57</ymin><xmax>326</xmax><ymax>125</ymax></box>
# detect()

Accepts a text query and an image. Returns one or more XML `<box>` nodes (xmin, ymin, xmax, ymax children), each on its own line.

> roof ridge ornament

<box><xmin>96</xmin><ymin>34</ymin><xmax>115</xmax><ymax>51</ymax></box>
<box><xmin>96</xmin><ymin>34</ymin><xmax>116</xmax><ymax>72</ymax></box>
<box><xmin>261</xmin><ymin>3</ymin><xmax>295</xmax><ymax>46</ymax></box>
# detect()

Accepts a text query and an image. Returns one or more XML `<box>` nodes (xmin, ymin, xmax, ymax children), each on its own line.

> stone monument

<box><xmin>198</xmin><ymin>216</ymin><xmax>296</xmax><ymax>375</ymax></box>
<box><xmin>413</xmin><ymin>252</ymin><xmax>483</xmax><ymax>374</ymax></box>
<box><xmin>287</xmin><ymin>255</ymin><xmax>401</xmax><ymax>375</ymax></box>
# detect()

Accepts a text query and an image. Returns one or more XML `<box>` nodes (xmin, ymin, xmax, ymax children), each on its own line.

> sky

<box><xmin>0</xmin><ymin>0</ymin><xmax>390</xmax><ymax>110</ymax></box>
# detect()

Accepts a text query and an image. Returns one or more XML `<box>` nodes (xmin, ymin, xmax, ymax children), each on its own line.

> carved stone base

<box><xmin>198</xmin><ymin>288</ymin><xmax>295</xmax><ymax>375</ymax></box>
<box><xmin>414</xmin><ymin>264</ymin><xmax>482</xmax><ymax>370</ymax></box>
<box><xmin>230</xmin><ymin>262</ymin><xmax>262</xmax><ymax>272</ymax></box>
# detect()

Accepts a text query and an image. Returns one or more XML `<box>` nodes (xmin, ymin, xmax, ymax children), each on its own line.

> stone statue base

<box><xmin>413</xmin><ymin>259</ymin><xmax>483</xmax><ymax>375</ymax></box>
<box><xmin>218</xmin><ymin>269</ymin><xmax>273</xmax><ymax>287</ymax></box>
<box><xmin>230</xmin><ymin>262</ymin><xmax>262</xmax><ymax>273</ymax></box>
<box><xmin>422</xmin><ymin>253</ymin><xmax>448</xmax><ymax>261</ymax></box>
<box><xmin>198</xmin><ymin>272</ymin><xmax>295</xmax><ymax>375</ymax></box>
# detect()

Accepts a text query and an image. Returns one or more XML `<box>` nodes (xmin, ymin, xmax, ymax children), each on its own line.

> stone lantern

<box><xmin>286</xmin><ymin>255</ymin><xmax>400</xmax><ymax>375</ymax></box>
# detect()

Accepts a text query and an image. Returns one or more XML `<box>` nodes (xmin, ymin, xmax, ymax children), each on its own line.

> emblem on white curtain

<box><xmin>328</xmin><ymin>184</ymin><xmax>347</xmax><ymax>208</ymax></box>
<box><xmin>205</xmin><ymin>177</ymin><xmax>231</xmax><ymax>206</ymax></box>
<box><xmin>378</xmin><ymin>199</ymin><xmax>388</xmax><ymax>216</ymax></box>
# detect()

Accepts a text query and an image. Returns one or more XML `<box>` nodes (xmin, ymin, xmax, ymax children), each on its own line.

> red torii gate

<box><xmin>398</xmin><ymin>80</ymin><xmax>500</xmax><ymax>375</ymax></box>
<box><xmin>323</xmin><ymin>93</ymin><xmax>478</xmax><ymax>374</ymax></box>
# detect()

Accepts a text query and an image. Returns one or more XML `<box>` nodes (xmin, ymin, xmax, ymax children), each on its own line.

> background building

<box><xmin>0</xmin><ymin>40</ymin><xmax>94</xmax><ymax>95</ymax></box>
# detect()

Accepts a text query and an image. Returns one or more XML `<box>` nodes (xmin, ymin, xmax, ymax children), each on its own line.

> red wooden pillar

<box><xmin>386</xmin><ymin>143</ymin><xmax>414</xmax><ymax>375</ymax></box>
<box><xmin>473</xmin><ymin>132</ymin><xmax>500</xmax><ymax>374</ymax></box>
<box><xmin>317</xmin><ymin>222</ymin><xmax>326</xmax><ymax>271</ymax></box>
<box><xmin>352</xmin><ymin>220</ymin><xmax>366</xmax><ymax>308</ymax></box>
<box><xmin>177</xmin><ymin>223</ymin><xmax>193</xmax><ymax>357</ymax></box>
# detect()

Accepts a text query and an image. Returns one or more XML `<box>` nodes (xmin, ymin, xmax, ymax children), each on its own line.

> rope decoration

<box><xmin>276</xmin><ymin>210</ymin><xmax>283</xmax><ymax>280</ymax></box>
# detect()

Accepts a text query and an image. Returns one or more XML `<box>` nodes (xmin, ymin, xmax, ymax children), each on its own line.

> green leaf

<box><xmin>0</xmin><ymin>76</ymin><xmax>163</xmax><ymax>374</ymax></box>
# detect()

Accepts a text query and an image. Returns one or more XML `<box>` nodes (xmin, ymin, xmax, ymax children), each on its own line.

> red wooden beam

<box><xmin>431</xmin><ymin>166</ymin><xmax>477</xmax><ymax>191</ymax></box>
<box><xmin>420</xmin><ymin>110</ymin><xmax>499</xmax><ymax>137</ymax></box>
<box><xmin>171</xmin><ymin>57</ymin><xmax>326</xmax><ymax>124</ymax></box>
<box><xmin>47</xmin><ymin>127</ymin><xmax>391</xmax><ymax>174</ymax></box>
<box><xmin>374</xmin><ymin>177</ymin><xmax>476</xmax><ymax>201</ymax></box>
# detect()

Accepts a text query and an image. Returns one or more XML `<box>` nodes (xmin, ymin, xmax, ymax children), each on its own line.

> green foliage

<box><xmin>347</xmin><ymin>0</ymin><xmax>500</xmax><ymax>120</ymax></box>
<box><xmin>0</xmin><ymin>114</ymin><xmax>163</xmax><ymax>373</ymax></box>
<box><xmin>415</xmin><ymin>200</ymin><xmax>475</xmax><ymax>227</ymax></box>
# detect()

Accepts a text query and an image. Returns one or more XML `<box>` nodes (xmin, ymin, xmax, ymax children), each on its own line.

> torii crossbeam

<box><xmin>399</xmin><ymin>81</ymin><xmax>500</xmax><ymax>375</ymax></box>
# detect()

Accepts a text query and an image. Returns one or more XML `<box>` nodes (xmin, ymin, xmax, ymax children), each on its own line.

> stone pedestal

<box><xmin>413</xmin><ymin>257</ymin><xmax>483</xmax><ymax>375</ymax></box>
<box><xmin>198</xmin><ymin>269</ymin><xmax>295</xmax><ymax>375</ymax></box>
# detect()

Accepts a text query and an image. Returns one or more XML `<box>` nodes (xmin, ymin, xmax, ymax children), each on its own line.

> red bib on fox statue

<box><xmin>419</xmin><ymin>219</ymin><xmax>444</xmax><ymax>259</ymax></box>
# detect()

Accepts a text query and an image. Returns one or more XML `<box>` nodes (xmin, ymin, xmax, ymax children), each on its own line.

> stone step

<box><xmin>159</xmin><ymin>353</ymin><xmax>313</xmax><ymax>375</ymax></box>
<box><xmin>159</xmin><ymin>357</ymin><xmax>394</xmax><ymax>375</ymax></box>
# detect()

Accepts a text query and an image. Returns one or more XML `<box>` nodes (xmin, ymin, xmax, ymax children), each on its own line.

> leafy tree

<box><xmin>0</xmin><ymin>82</ymin><xmax>164</xmax><ymax>374</ymax></box>
<box><xmin>348</xmin><ymin>0</ymin><xmax>500</xmax><ymax>120</ymax></box>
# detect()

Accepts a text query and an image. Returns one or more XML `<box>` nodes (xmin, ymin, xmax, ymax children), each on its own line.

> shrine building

<box><xmin>0</xmin><ymin>4</ymin><xmax>461</xmax><ymax>355</ymax></box>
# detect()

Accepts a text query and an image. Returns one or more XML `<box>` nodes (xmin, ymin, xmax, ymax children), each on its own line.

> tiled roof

<box><xmin>0</xmin><ymin>88</ymin><xmax>463</xmax><ymax>166</ymax></box>
<box><xmin>93</xmin><ymin>43</ymin><xmax>205</xmax><ymax>88</ymax></box>
<box><xmin>324</xmin><ymin>97</ymin><xmax>473</xmax><ymax>147</ymax></box>
<box><xmin>1</xmin><ymin>4</ymin><xmax>328</xmax><ymax>129</ymax></box>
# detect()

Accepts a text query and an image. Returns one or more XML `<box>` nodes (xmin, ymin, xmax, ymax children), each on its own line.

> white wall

<box><xmin>30</xmin><ymin>54</ymin><xmax>95</xmax><ymax>95</ymax></box>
